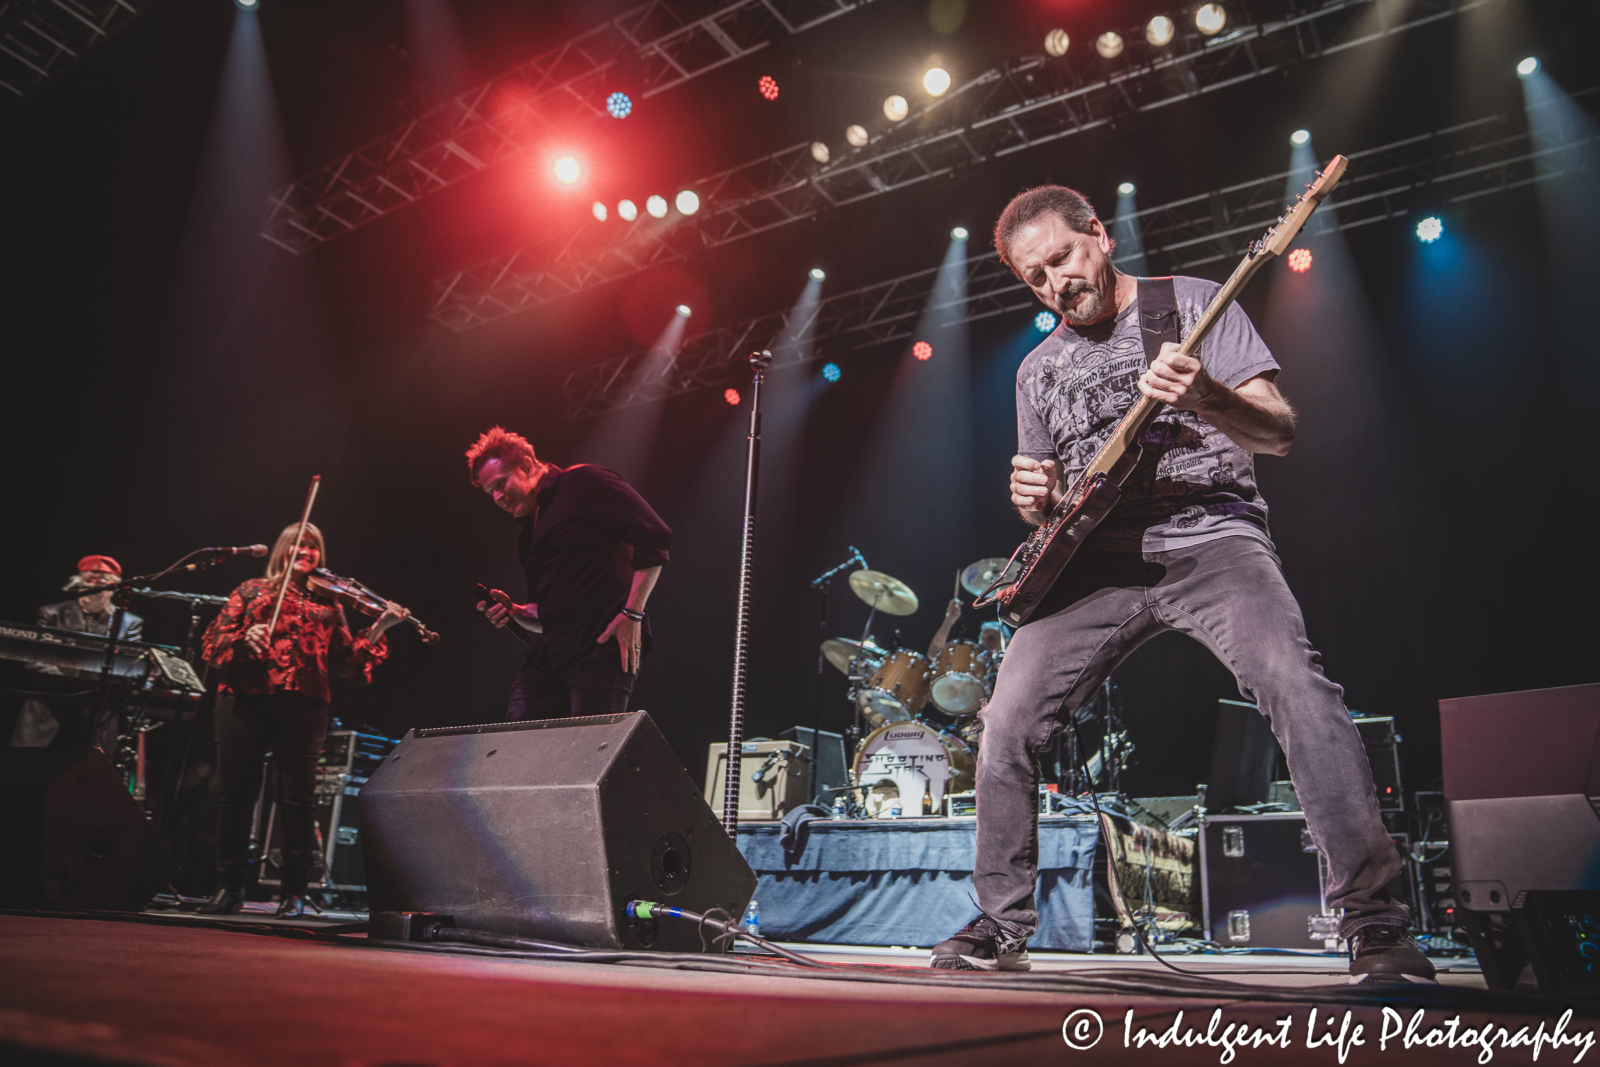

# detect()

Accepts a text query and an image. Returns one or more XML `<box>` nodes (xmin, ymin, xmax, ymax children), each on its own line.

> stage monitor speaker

<box><xmin>1204</xmin><ymin>698</ymin><xmax>1279</xmax><ymax>813</ymax></box>
<box><xmin>0</xmin><ymin>748</ymin><xmax>177</xmax><ymax>911</ymax></box>
<box><xmin>360</xmin><ymin>711</ymin><xmax>756</xmax><ymax>952</ymax></box>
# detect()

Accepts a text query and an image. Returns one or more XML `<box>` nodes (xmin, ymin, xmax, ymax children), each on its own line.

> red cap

<box><xmin>76</xmin><ymin>555</ymin><xmax>122</xmax><ymax>577</ymax></box>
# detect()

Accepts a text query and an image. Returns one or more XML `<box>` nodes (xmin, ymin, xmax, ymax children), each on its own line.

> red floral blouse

<box><xmin>202</xmin><ymin>577</ymin><xmax>388</xmax><ymax>701</ymax></box>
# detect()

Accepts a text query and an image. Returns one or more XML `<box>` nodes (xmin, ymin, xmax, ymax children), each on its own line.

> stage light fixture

<box><xmin>646</xmin><ymin>195</ymin><xmax>668</xmax><ymax>218</ymax></box>
<box><xmin>606</xmin><ymin>92</ymin><xmax>633</xmax><ymax>119</ymax></box>
<box><xmin>951</xmin><ymin>226</ymin><xmax>968</xmax><ymax>240</ymax></box>
<box><xmin>553</xmin><ymin>156</ymin><xmax>580</xmax><ymax>184</ymax></box>
<box><xmin>592</xmin><ymin>202</ymin><xmax>607</xmax><ymax>221</ymax></box>
<box><xmin>676</xmin><ymin>304</ymin><xmax>693</xmax><ymax>317</ymax></box>
<box><xmin>675</xmin><ymin>190</ymin><xmax>700</xmax><ymax>215</ymax></box>
<box><xmin>1096</xmin><ymin>32</ymin><xmax>1124</xmax><ymax>59</ymax></box>
<box><xmin>1290</xmin><ymin>128</ymin><xmax>1311</xmax><ymax>146</ymax></box>
<box><xmin>1145</xmin><ymin>16</ymin><xmax>1175</xmax><ymax>46</ymax></box>
<box><xmin>811</xmin><ymin>141</ymin><xmax>830</xmax><ymax>164</ymax></box>
<box><xmin>846</xmin><ymin>124</ymin><xmax>869</xmax><ymax>147</ymax></box>
<box><xmin>758</xmin><ymin>76</ymin><xmax>780</xmax><ymax>101</ymax></box>
<box><xmin>1287</xmin><ymin>248</ymin><xmax>1313</xmax><ymax>273</ymax></box>
<box><xmin>822</xmin><ymin>362</ymin><xmax>842</xmax><ymax>382</ymax></box>
<box><xmin>810</xmin><ymin>268</ymin><xmax>826</xmax><ymax>281</ymax></box>
<box><xmin>724</xmin><ymin>388</ymin><xmax>741</xmax><ymax>406</ymax></box>
<box><xmin>1195</xmin><ymin>3</ymin><xmax>1227</xmax><ymax>35</ymax></box>
<box><xmin>235</xmin><ymin>0</ymin><xmax>257</xmax><ymax>9</ymax></box>
<box><xmin>1517</xmin><ymin>56</ymin><xmax>1539</xmax><ymax>78</ymax></box>
<box><xmin>912</xmin><ymin>341</ymin><xmax>933</xmax><ymax>361</ymax></box>
<box><xmin>1117</xmin><ymin>182</ymin><xmax>1136</xmax><ymax>196</ymax></box>
<box><xmin>1045</xmin><ymin>28</ymin><xmax>1070</xmax><ymax>56</ymax></box>
<box><xmin>924</xmin><ymin>67</ymin><xmax>951</xmax><ymax>96</ymax></box>
<box><xmin>1417</xmin><ymin>216</ymin><xmax>1443</xmax><ymax>243</ymax></box>
<box><xmin>618</xmin><ymin>199</ymin><xmax>638</xmax><ymax>221</ymax></box>
<box><xmin>1035</xmin><ymin>310</ymin><xmax>1058</xmax><ymax>332</ymax></box>
<box><xmin>883</xmin><ymin>95</ymin><xmax>909</xmax><ymax>122</ymax></box>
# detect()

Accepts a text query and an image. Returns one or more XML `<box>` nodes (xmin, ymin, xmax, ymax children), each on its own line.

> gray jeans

<box><xmin>974</xmin><ymin>535</ymin><xmax>1407</xmax><ymax>940</ymax></box>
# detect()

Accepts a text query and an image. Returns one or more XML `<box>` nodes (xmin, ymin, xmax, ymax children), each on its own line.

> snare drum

<box><xmin>928</xmin><ymin>639</ymin><xmax>989</xmax><ymax>719</ymax></box>
<box><xmin>857</xmin><ymin>650</ymin><xmax>932</xmax><ymax>726</ymax></box>
<box><xmin>851</xmin><ymin>720</ymin><xmax>975</xmax><ymax>817</ymax></box>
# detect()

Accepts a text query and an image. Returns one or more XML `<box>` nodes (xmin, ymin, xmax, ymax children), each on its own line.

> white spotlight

<box><xmin>1044</xmin><ymin>28</ymin><xmax>1070</xmax><ymax>57</ymax></box>
<box><xmin>951</xmin><ymin>226</ymin><xmax>968</xmax><ymax>240</ymax></box>
<box><xmin>675</xmin><ymin>189</ymin><xmax>700</xmax><ymax>215</ymax></box>
<box><xmin>1117</xmin><ymin>182</ymin><xmax>1136</xmax><ymax>197</ymax></box>
<box><xmin>924</xmin><ymin>67</ymin><xmax>951</xmax><ymax>96</ymax></box>
<box><xmin>646</xmin><ymin>195</ymin><xmax>668</xmax><ymax>218</ymax></box>
<box><xmin>1195</xmin><ymin>3</ymin><xmax>1227</xmax><ymax>35</ymax></box>
<box><xmin>810</xmin><ymin>268</ymin><xmax>826</xmax><ymax>281</ymax></box>
<box><xmin>676</xmin><ymin>304</ymin><xmax>692</xmax><ymax>317</ymax></box>
<box><xmin>1145</xmin><ymin>16</ymin><xmax>1175</xmax><ymax>46</ymax></box>
<box><xmin>846</xmin><ymin>124</ymin><xmax>869</xmax><ymax>147</ymax></box>
<box><xmin>592</xmin><ymin>201</ymin><xmax>608</xmax><ymax>221</ymax></box>
<box><xmin>234</xmin><ymin>0</ymin><xmax>257</xmax><ymax>8</ymax></box>
<box><xmin>810</xmin><ymin>141</ymin><xmax>830</xmax><ymax>164</ymax></box>
<box><xmin>1096</xmin><ymin>32</ymin><xmax>1124</xmax><ymax>59</ymax></box>
<box><xmin>617</xmin><ymin>199</ymin><xmax>638</xmax><ymax>221</ymax></box>
<box><xmin>1517</xmin><ymin>56</ymin><xmax>1539</xmax><ymax>78</ymax></box>
<box><xmin>883</xmin><ymin>94</ymin><xmax>909</xmax><ymax>122</ymax></box>
<box><xmin>1290</xmin><ymin>128</ymin><xmax>1311</xmax><ymax>146</ymax></box>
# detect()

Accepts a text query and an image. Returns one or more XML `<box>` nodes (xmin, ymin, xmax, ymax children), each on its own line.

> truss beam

<box><xmin>0</xmin><ymin>0</ymin><xmax>148</xmax><ymax>98</ymax></box>
<box><xmin>436</xmin><ymin>0</ymin><xmax>1482</xmax><ymax>331</ymax></box>
<box><xmin>260</xmin><ymin>0</ymin><xmax>875</xmax><ymax>253</ymax></box>
<box><xmin>561</xmin><ymin>91</ymin><xmax>1597</xmax><ymax>418</ymax></box>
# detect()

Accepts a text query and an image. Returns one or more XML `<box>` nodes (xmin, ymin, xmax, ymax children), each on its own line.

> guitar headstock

<box><xmin>1257</xmin><ymin>154</ymin><xmax>1349</xmax><ymax>258</ymax></box>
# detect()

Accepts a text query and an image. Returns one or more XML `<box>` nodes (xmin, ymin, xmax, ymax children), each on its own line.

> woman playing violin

<box><xmin>197</xmin><ymin>522</ymin><xmax>407</xmax><ymax>917</ymax></box>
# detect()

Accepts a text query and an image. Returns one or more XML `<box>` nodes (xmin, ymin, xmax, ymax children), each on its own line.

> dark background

<box><xmin>1</xmin><ymin>0</ymin><xmax>1594</xmax><ymax>805</ymax></box>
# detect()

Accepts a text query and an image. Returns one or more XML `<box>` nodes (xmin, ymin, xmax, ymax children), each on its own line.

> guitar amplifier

<box><xmin>703</xmin><ymin>740</ymin><xmax>810</xmax><ymax>821</ymax></box>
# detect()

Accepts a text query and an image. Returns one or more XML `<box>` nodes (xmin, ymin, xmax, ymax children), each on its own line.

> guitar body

<box><xmin>994</xmin><ymin>472</ymin><xmax>1123</xmax><ymax>627</ymax></box>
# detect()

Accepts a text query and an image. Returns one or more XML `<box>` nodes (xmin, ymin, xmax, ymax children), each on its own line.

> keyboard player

<box><xmin>8</xmin><ymin>555</ymin><xmax>143</xmax><ymax>748</ymax></box>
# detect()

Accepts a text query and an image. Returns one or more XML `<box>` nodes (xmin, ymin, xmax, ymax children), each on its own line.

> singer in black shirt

<box><xmin>467</xmin><ymin>426</ymin><xmax>671</xmax><ymax>719</ymax></box>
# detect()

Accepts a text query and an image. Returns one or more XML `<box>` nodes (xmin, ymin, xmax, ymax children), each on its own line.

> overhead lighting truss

<box><xmin>260</xmin><ymin>0</ymin><xmax>876</xmax><ymax>253</ymax></box>
<box><xmin>436</xmin><ymin>0</ymin><xmax>1482</xmax><ymax>331</ymax></box>
<box><xmin>0</xmin><ymin>0</ymin><xmax>151</xmax><ymax>98</ymax></box>
<box><xmin>562</xmin><ymin>90</ymin><xmax>1597</xmax><ymax>417</ymax></box>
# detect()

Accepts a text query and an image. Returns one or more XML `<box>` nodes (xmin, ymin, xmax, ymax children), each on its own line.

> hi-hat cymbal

<box><xmin>849</xmin><ymin>569</ymin><xmax>919</xmax><ymax>616</ymax></box>
<box><xmin>821</xmin><ymin>637</ymin><xmax>887</xmax><ymax>675</ymax></box>
<box><xmin>961</xmin><ymin>557</ymin><xmax>1014</xmax><ymax>598</ymax></box>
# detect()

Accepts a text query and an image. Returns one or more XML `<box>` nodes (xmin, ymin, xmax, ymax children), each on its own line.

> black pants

<box><xmin>214</xmin><ymin>692</ymin><xmax>329</xmax><ymax>895</ymax></box>
<box><xmin>506</xmin><ymin>642</ymin><xmax>635</xmax><ymax>720</ymax></box>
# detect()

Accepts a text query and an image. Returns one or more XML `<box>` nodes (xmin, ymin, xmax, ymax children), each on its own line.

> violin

<box><xmin>308</xmin><ymin>568</ymin><xmax>441</xmax><ymax>645</ymax></box>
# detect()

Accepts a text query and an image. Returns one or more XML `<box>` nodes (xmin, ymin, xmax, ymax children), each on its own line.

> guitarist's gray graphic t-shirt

<box><xmin>1016</xmin><ymin>275</ymin><xmax>1280</xmax><ymax>552</ymax></box>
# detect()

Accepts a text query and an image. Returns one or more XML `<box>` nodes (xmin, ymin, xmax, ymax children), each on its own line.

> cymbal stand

<box><xmin>807</xmin><ymin>547</ymin><xmax>868</xmax><ymax>803</ymax></box>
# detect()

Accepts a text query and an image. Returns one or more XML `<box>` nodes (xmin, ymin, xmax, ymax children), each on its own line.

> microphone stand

<box><xmin>805</xmin><ymin>547</ymin><xmax>868</xmax><ymax>804</ymax></box>
<box><xmin>723</xmin><ymin>351</ymin><xmax>772</xmax><ymax>839</ymax></box>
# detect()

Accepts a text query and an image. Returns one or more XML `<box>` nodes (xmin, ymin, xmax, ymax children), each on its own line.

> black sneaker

<box><xmin>1348</xmin><ymin>925</ymin><xmax>1437</xmax><ymax>984</ymax></box>
<box><xmin>930</xmin><ymin>914</ymin><xmax>1031</xmax><ymax>972</ymax></box>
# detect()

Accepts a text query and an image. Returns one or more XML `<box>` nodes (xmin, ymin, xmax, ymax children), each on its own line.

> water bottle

<box><xmin>831</xmin><ymin>794</ymin><xmax>848</xmax><ymax>820</ymax></box>
<box><xmin>742</xmin><ymin>898</ymin><xmax>761</xmax><ymax>938</ymax></box>
<box><xmin>886</xmin><ymin>796</ymin><xmax>902</xmax><ymax>819</ymax></box>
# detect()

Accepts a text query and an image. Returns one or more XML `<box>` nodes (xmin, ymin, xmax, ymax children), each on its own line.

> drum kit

<box><xmin>823</xmin><ymin>557</ymin><xmax>1014</xmax><ymax>819</ymax></box>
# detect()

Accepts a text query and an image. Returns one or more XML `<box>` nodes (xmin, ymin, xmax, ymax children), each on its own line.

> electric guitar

<box><xmin>974</xmin><ymin>155</ymin><xmax>1349</xmax><ymax>627</ymax></box>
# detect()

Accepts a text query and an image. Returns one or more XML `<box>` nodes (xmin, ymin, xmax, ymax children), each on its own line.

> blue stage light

<box><xmin>1035</xmin><ymin>311</ymin><xmax>1058</xmax><ymax>333</ymax></box>
<box><xmin>1417</xmin><ymin>216</ymin><xmax>1443</xmax><ymax>243</ymax></box>
<box><xmin>606</xmin><ymin>92</ymin><xmax>633</xmax><ymax>118</ymax></box>
<box><xmin>822</xmin><ymin>362</ymin><xmax>842</xmax><ymax>382</ymax></box>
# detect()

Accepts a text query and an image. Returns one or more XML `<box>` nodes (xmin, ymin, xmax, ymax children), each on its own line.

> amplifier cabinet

<box><xmin>704</xmin><ymin>740</ymin><xmax>810</xmax><ymax>821</ymax></box>
<box><xmin>259</xmin><ymin>770</ymin><xmax>368</xmax><ymax>892</ymax></box>
<box><xmin>1353</xmin><ymin>717</ymin><xmax>1404</xmax><ymax>813</ymax></box>
<box><xmin>1200</xmin><ymin>812</ymin><xmax>1328</xmax><ymax>949</ymax></box>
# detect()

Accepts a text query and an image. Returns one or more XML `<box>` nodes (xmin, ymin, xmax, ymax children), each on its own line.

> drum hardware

<box><xmin>806</xmin><ymin>547</ymin><xmax>871</xmax><ymax>803</ymax></box>
<box><xmin>851</xmin><ymin>720</ymin><xmax>975</xmax><ymax>819</ymax></box>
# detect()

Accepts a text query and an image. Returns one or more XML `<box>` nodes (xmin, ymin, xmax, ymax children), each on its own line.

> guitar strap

<box><xmin>1136</xmin><ymin>276</ymin><xmax>1181</xmax><ymax>368</ymax></box>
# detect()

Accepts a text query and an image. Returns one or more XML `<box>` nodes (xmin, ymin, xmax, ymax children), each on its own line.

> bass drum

<box><xmin>851</xmin><ymin>720</ymin><xmax>975</xmax><ymax>818</ymax></box>
<box><xmin>927</xmin><ymin>639</ymin><xmax>991</xmax><ymax>720</ymax></box>
<box><xmin>856</xmin><ymin>650</ymin><xmax>932</xmax><ymax>727</ymax></box>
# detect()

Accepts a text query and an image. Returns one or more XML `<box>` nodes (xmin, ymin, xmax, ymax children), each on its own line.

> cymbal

<box><xmin>821</xmin><ymin>637</ymin><xmax>887</xmax><ymax>675</ymax></box>
<box><xmin>961</xmin><ymin>557</ymin><xmax>1013</xmax><ymax>598</ymax></box>
<box><xmin>849</xmin><ymin>569</ymin><xmax>919</xmax><ymax>616</ymax></box>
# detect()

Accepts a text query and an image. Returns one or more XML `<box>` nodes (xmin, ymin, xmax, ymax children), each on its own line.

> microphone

<box><xmin>750</xmin><ymin>751</ymin><xmax>784</xmax><ymax>784</ymax></box>
<box><xmin>204</xmin><ymin>545</ymin><xmax>269</xmax><ymax>557</ymax></box>
<box><xmin>62</xmin><ymin>575</ymin><xmax>85</xmax><ymax>593</ymax></box>
<box><xmin>849</xmin><ymin>545</ymin><xmax>869</xmax><ymax>569</ymax></box>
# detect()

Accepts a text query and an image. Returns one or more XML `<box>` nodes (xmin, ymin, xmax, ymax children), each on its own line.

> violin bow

<box><xmin>266</xmin><ymin>475</ymin><xmax>321</xmax><ymax>644</ymax></box>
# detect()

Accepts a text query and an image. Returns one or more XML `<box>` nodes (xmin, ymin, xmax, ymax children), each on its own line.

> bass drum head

<box><xmin>850</xmin><ymin>721</ymin><xmax>975</xmax><ymax>817</ymax></box>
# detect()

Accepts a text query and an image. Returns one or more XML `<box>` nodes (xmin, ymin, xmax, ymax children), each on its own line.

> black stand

<box><xmin>722</xmin><ymin>350</ymin><xmax>773</xmax><ymax>838</ymax></box>
<box><xmin>805</xmin><ymin>546</ymin><xmax>867</xmax><ymax>804</ymax></box>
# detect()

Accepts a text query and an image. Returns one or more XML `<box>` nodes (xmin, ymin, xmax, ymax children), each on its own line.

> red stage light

<box><xmin>1287</xmin><ymin>248</ymin><xmax>1313</xmax><ymax>273</ymax></box>
<box><xmin>724</xmin><ymin>388</ymin><xmax>741</xmax><ymax>406</ymax></box>
<box><xmin>912</xmin><ymin>341</ymin><xmax>933</xmax><ymax>361</ymax></box>
<box><xmin>758</xmin><ymin>76</ymin><xmax>779</xmax><ymax>101</ymax></box>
